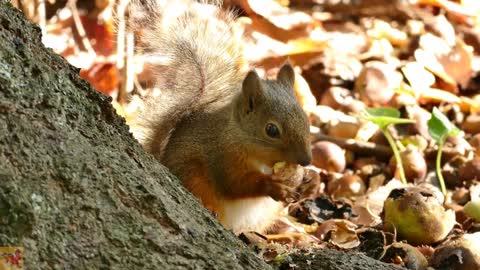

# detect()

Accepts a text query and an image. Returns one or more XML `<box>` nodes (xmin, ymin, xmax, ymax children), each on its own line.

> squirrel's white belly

<box><xmin>220</xmin><ymin>196</ymin><xmax>284</xmax><ymax>234</ymax></box>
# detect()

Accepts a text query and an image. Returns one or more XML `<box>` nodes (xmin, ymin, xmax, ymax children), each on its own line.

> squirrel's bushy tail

<box><xmin>128</xmin><ymin>0</ymin><xmax>245</xmax><ymax>158</ymax></box>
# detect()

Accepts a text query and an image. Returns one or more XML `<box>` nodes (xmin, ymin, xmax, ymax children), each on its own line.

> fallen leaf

<box><xmin>313</xmin><ymin>219</ymin><xmax>360</xmax><ymax>249</ymax></box>
<box><xmin>416</xmin><ymin>34</ymin><xmax>473</xmax><ymax>90</ymax></box>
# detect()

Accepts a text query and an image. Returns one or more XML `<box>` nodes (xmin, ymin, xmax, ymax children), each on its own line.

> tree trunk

<box><xmin>0</xmin><ymin>2</ymin><xmax>268</xmax><ymax>269</ymax></box>
<box><xmin>0</xmin><ymin>2</ymin><xmax>404</xmax><ymax>269</ymax></box>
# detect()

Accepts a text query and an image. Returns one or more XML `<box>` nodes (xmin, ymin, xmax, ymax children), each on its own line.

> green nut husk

<box><xmin>382</xmin><ymin>187</ymin><xmax>455</xmax><ymax>245</ymax></box>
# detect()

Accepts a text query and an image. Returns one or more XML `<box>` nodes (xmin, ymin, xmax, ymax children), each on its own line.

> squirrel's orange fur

<box><xmin>129</xmin><ymin>0</ymin><xmax>311</xmax><ymax>233</ymax></box>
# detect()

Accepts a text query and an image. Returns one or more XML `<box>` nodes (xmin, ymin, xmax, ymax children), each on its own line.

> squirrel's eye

<box><xmin>265</xmin><ymin>123</ymin><xmax>280</xmax><ymax>138</ymax></box>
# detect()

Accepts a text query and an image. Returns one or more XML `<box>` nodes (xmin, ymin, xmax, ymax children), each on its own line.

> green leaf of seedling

<box><xmin>359</xmin><ymin>107</ymin><xmax>415</xmax><ymax>185</ymax></box>
<box><xmin>427</xmin><ymin>107</ymin><xmax>461</xmax><ymax>143</ymax></box>
<box><xmin>428</xmin><ymin>107</ymin><xmax>462</xmax><ymax>196</ymax></box>
<box><xmin>360</xmin><ymin>107</ymin><xmax>415</xmax><ymax>130</ymax></box>
<box><xmin>366</xmin><ymin>107</ymin><xmax>401</xmax><ymax>117</ymax></box>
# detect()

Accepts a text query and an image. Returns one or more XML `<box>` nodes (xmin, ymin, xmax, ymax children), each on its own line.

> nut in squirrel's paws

<box><xmin>296</xmin><ymin>169</ymin><xmax>322</xmax><ymax>199</ymax></box>
<box><xmin>268</xmin><ymin>162</ymin><xmax>322</xmax><ymax>203</ymax></box>
<box><xmin>266</xmin><ymin>181</ymin><xmax>299</xmax><ymax>203</ymax></box>
<box><xmin>272</xmin><ymin>162</ymin><xmax>304</xmax><ymax>187</ymax></box>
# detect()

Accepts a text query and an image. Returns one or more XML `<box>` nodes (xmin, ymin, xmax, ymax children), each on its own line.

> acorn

<box><xmin>451</xmin><ymin>187</ymin><xmax>470</xmax><ymax>205</ymax></box>
<box><xmin>353</xmin><ymin>157</ymin><xmax>385</xmax><ymax>183</ymax></box>
<box><xmin>462</xmin><ymin>114</ymin><xmax>480</xmax><ymax>135</ymax></box>
<box><xmin>382</xmin><ymin>187</ymin><xmax>455</xmax><ymax>245</ymax></box>
<box><xmin>405</xmin><ymin>105</ymin><xmax>432</xmax><ymax>139</ymax></box>
<box><xmin>354</xmin><ymin>61</ymin><xmax>402</xmax><ymax>107</ymax></box>
<box><xmin>327</xmin><ymin>121</ymin><xmax>360</xmax><ymax>139</ymax></box>
<box><xmin>369</xmin><ymin>128</ymin><xmax>390</xmax><ymax>146</ymax></box>
<box><xmin>388</xmin><ymin>146</ymin><xmax>427</xmax><ymax>183</ymax></box>
<box><xmin>353</xmin><ymin>157</ymin><xmax>383</xmax><ymax>172</ymax></box>
<box><xmin>311</xmin><ymin>141</ymin><xmax>346</xmax><ymax>173</ymax></box>
<box><xmin>319</xmin><ymin>86</ymin><xmax>352</xmax><ymax>110</ymax></box>
<box><xmin>468</xmin><ymin>133</ymin><xmax>480</xmax><ymax>157</ymax></box>
<box><xmin>431</xmin><ymin>233</ymin><xmax>480</xmax><ymax>270</ymax></box>
<box><xmin>382</xmin><ymin>242</ymin><xmax>429</xmax><ymax>270</ymax></box>
<box><xmin>458</xmin><ymin>157</ymin><xmax>480</xmax><ymax>183</ymax></box>
<box><xmin>272</xmin><ymin>162</ymin><xmax>304</xmax><ymax>188</ymax></box>
<box><xmin>327</xmin><ymin>174</ymin><xmax>366</xmax><ymax>200</ymax></box>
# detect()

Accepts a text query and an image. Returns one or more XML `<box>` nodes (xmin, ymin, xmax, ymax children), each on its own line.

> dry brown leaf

<box><xmin>80</xmin><ymin>14</ymin><xmax>116</xmax><ymax>56</ymax></box>
<box><xmin>326</xmin><ymin>29</ymin><xmax>369</xmax><ymax>56</ymax></box>
<box><xmin>418</xmin><ymin>87</ymin><xmax>461</xmax><ymax>104</ymax></box>
<box><xmin>237</xmin><ymin>0</ymin><xmax>312</xmax><ymax>43</ymax></box>
<box><xmin>355</xmin><ymin>121</ymin><xmax>380</xmax><ymax>142</ymax></box>
<box><xmin>79</xmin><ymin>62</ymin><xmax>119</xmax><ymax>96</ymax></box>
<box><xmin>414</xmin><ymin>0</ymin><xmax>476</xmax><ymax>25</ymax></box>
<box><xmin>293</xmin><ymin>72</ymin><xmax>317</xmax><ymax>112</ymax></box>
<box><xmin>313</xmin><ymin>219</ymin><xmax>360</xmax><ymax>249</ymax></box>
<box><xmin>360</xmin><ymin>179</ymin><xmax>405</xmax><ymax>217</ymax></box>
<box><xmin>427</xmin><ymin>14</ymin><xmax>456</xmax><ymax>46</ymax></box>
<box><xmin>247</xmin><ymin>0</ymin><xmax>311</xmax><ymax>30</ymax></box>
<box><xmin>287</xmin><ymin>34</ymin><xmax>329</xmax><ymax>55</ymax></box>
<box><xmin>400</xmin><ymin>80</ymin><xmax>461</xmax><ymax>104</ymax></box>
<box><xmin>366</xmin><ymin>19</ymin><xmax>408</xmax><ymax>47</ymax></box>
<box><xmin>308</xmin><ymin>105</ymin><xmax>358</xmax><ymax>127</ymax></box>
<box><xmin>416</xmin><ymin>34</ymin><xmax>473</xmax><ymax>90</ymax></box>
<box><xmin>266</xmin><ymin>233</ymin><xmax>319</xmax><ymax>245</ymax></box>
<box><xmin>313</xmin><ymin>219</ymin><xmax>338</xmax><ymax>239</ymax></box>
<box><xmin>402</xmin><ymin>61</ymin><xmax>436</xmax><ymax>99</ymax></box>
<box><xmin>351</xmin><ymin>205</ymin><xmax>382</xmax><ymax>227</ymax></box>
<box><xmin>458</xmin><ymin>96</ymin><xmax>480</xmax><ymax>113</ymax></box>
<box><xmin>360</xmin><ymin>38</ymin><xmax>398</xmax><ymax>65</ymax></box>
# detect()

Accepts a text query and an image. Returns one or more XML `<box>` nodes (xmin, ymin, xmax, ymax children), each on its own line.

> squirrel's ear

<box><xmin>241</xmin><ymin>70</ymin><xmax>263</xmax><ymax>113</ymax></box>
<box><xmin>277</xmin><ymin>62</ymin><xmax>295</xmax><ymax>87</ymax></box>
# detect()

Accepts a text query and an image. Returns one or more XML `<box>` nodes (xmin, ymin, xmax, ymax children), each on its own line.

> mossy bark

<box><xmin>0</xmin><ymin>2</ymin><xmax>268</xmax><ymax>269</ymax></box>
<box><xmin>0</xmin><ymin>2</ymin><xmax>405</xmax><ymax>269</ymax></box>
<box><xmin>276</xmin><ymin>249</ymin><xmax>404</xmax><ymax>270</ymax></box>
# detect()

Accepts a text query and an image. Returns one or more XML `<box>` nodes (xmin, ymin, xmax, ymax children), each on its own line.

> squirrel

<box><xmin>128</xmin><ymin>0</ymin><xmax>313</xmax><ymax>233</ymax></box>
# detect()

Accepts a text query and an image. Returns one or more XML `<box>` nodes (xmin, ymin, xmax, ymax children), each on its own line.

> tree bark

<box><xmin>276</xmin><ymin>249</ymin><xmax>404</xmax><ymax>270</ymax></box>
<box><xmin>0</xmin><ymin>2</ymin><xmax>405</xmax><ymax>269</ymax></box>
<box><xmin>0</xmin><ymin>2</ymin><xmax>268</xmax><ymax>269</ymax></box>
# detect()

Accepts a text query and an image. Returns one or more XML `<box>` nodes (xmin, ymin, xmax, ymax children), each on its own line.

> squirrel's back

<box><xmin>128</xmin><ymin>0</ymin><xmax>313</xmax><ymax>234</ymax></box>
<box><xmin>129</xmin><ymin>0</ymin><xmax>245</xmax><ymax>158</ymax></box>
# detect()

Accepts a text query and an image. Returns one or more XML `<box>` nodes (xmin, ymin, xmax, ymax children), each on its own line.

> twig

<box><xmin>115</xmin><ymin>0</ymin><xmax>131</xmax><ymax>103</ymax></box>
<box><xmin>11</xmin><ymin>0</ymin><xmax>19</xmax><ymax>9</ymax></box>
<box><xmin>120</xmin><ymin>31</ymin><xmax>135</xmax><ymax>102</ymax></box>
<box><xmin>310</xmin><ymin>131</ymin><xmax>393</xmax><ymax>159</ymax></box>
<box><xmin>133</xmin><ymin>74</ymin><xmax>145</xmax><ymax>96</ymax></box>
<box><xmin>37</xmin><ymin>0</ymin><xmax>47</xmax><ymax>42</ymax></box>
<box><xmin>21</xmin><ymin>0</ymin><xmax>36</xmax><ymax>21</ymax></box>
<box><xmin>317</xmin><ymin>0</ymin><xmax>414</xmax><ymax>21</ymax></box>
<box><xmin>67</xmin><ymin>0</ymin><xmax>96</xmax><ymax>56</ymax></box>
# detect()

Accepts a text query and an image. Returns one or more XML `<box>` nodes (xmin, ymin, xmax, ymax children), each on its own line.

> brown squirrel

<box><xmin>128</xmin><ymin>0</ymin><xmax>313</xmax><ymax>233</ymax></box>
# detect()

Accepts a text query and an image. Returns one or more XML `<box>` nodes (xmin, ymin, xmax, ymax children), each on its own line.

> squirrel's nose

<box><xmin>297</xmin><ymin>152</ymin><xmax>312</xmax><ymax>166</ymax></box>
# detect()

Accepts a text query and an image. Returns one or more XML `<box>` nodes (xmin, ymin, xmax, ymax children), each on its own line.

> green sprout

<box><xmin>427</xmin><ymin>107</ymin><xmax>461</xmax><ymax>196</ymax></box>
<box><xmin>360</xmin><ymin>107</ymin><xmax>415</xmax><ymax>185</ymax></box>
